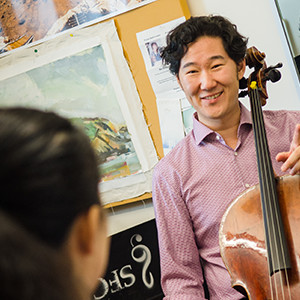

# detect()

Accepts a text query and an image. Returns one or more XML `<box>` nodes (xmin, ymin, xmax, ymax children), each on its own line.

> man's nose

<box><xmin>200</xmin><ymin>71</ymin><xmax>216</xmax><ymax>90</ymax></box>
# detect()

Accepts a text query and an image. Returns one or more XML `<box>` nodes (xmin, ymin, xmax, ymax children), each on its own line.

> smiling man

<box><xmin>152</xmin><ymin>15</ymin><xmax>300</xmax><ymax>299</ymax></box>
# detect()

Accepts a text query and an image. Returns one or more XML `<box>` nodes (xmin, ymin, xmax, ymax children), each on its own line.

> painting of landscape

<box><xmin>72</xmin><ymin>117</ymin><xmax>141</xmax><ymax>181</ymax></box>
<box><xmin>0</xmin><ymin>43</ymin><xmax>142</xmax><ymax>182</ymax></box>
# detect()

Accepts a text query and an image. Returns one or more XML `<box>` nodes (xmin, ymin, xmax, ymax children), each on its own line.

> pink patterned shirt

<box><xmin>152</xmin><ymin>102</ymin><xmax>300</xmax><ymax>299</ymax></box>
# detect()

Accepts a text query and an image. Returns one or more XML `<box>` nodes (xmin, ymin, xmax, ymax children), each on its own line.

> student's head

<box><xmin>161</xmin><ymin>15</ymin><xmax>248</xmax><ymax>76</ymax></box>
<box><xmin>0</xmin><ymin>107</ymin><xmax>109</xmax><ymax>297</ymax></box>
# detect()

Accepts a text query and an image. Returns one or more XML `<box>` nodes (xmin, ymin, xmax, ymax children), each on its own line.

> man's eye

<box><xmin>212</xmin><ymin>64</ymin><xmax>222</xmax><ymax>69</ymax></box>
<box><xmin>186</xmin><ymin>70</ymin><xmax>198</xmax><ymax>74</ymax></box>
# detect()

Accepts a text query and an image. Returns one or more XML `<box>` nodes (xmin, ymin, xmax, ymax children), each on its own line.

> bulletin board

<box><xmin>113</xmin><ymin>0</ymin><xmax>190</xmax><ymax>160</ymax></box>
<box><xmin>105</xmin><ymin>0</ymin><xmax>191</xmax><ymax>207</ymax></box>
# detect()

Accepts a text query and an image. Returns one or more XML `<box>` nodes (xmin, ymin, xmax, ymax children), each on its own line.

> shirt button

<box><xmin>234</xmin><ymin>152</ymin><xmax>238</xmax><ymax>156</ymax></box>
<box><xmin>216</xmin><ymin>135</ymin><xmax>220</xmax><ymax>140</ymax></box>
<box><xmin>245</xmin><ymin>183</ymin><xmax>250</xmax><ymax>188</ymax></box>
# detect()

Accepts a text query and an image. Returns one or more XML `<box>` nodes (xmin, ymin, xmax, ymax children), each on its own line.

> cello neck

<box><xmin>249</xmin><ymin>84</ymin><xmax>291</xmax><ymax>275</ymax></box>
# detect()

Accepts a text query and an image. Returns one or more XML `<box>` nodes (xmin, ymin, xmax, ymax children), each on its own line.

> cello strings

<box><xmin>255</xmin><ymin>88</ymin><xmax>286</xmax><ymax>299</ymax></box>
<box><xmin>251</xmin><ymin>87</ymin><xmax>291</xmax><ymax>299</ymax></box>
<box><xmin>257</xmin><ymin>95</ymin><xmax>292</xmax><ymax>300</ymax></box>
<box><xmin>250</xmin><ymin>88</ymin><xmax>276</xmax><ymax>299</ymax></box>
<box><xmin>251</xmin><ymin>88</ymin><xmax>281</xmax><ymax>299</ymax></box>
<box><xmin>255</xmin><ymin>90</ymin><xmax>291</xmax><ymax>300</ymax></box>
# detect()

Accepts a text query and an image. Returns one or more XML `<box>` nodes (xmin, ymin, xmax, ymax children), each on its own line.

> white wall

<box><xmin>107</xmin><ymin>198</ymin><xmax>155</xmax><ymax>236</ymax></box>
<box><xmin>106</xmin><ymin>0</ymin><xmax>300</xmax><ymax>236</ymax></box>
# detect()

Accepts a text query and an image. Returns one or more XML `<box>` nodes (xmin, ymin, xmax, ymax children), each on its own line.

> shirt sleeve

<box><xmin>152</xmin><ymin>163</ymin><xmax>207</xmax><ymax>300</ymax></box>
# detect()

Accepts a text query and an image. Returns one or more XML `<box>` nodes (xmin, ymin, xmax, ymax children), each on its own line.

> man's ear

<box><xmin>176</xmin><ymin>74</ymin><xmax>183</xmax><ymax>89</ymax></box>
<box><xmin>237</xmin><ymin>59</ymin><xmax>246</xmax><ymax>80</ymax></box>
<box><xmin>72</xmin><ymin>205</ymin><xmax>101</xmax><ymax>255</ymax></box>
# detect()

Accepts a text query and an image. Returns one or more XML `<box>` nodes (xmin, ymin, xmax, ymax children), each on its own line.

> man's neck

<box><xmin>199</xmin><ymin>105</ymin><xmax>241</xmax><ymax>149</ymax></box>
<box><xmin>217</xmin><ymin>125</ymin><xmax>239</xmax><ymax>149</ymax></box>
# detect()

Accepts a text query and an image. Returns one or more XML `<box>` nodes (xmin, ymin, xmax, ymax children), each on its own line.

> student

<box><xmin>0</xmin><ymin>107</ymin><xmax>110</xmax><ymax>299</ymax></box>
<box><xmin>0</xmin><ymin>209</ymin><xmax>80</xmax><ymax>300</ymax></box>
<box><xmin>152</xmin><ymin>15</ymin><xmax>300</xmax><ymax>299</ymax></box>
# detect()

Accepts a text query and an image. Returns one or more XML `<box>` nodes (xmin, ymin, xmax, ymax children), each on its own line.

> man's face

<box><xmin>177</xmin><ymin>36</ymin><xmax>245</xmax><ymax>127</ymax></box>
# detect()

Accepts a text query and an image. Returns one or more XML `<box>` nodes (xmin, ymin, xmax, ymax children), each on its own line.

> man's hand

<box><xmin>276</xmin><ymin>124</ymin><xmax>300</xmax><ymax>175</ymax></box>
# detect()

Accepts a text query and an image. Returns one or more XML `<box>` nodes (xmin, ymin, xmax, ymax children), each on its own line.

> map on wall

<box><xmin>0</xmin><ymin>20</ymin><xmax>158</xmax><ymax>205</ymax></box>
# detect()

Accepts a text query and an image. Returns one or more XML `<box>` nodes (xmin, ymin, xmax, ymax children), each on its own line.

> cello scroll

<box><xmin>239</xmin><ymin>46</ymin><xmax>283</xmax><ymax>106</ymax></box>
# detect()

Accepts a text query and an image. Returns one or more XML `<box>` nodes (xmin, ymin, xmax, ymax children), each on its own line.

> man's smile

<box><xmin>201</xmin><ymin>91</ymin><xmax>223</xmax><ymax>100</ymax></box>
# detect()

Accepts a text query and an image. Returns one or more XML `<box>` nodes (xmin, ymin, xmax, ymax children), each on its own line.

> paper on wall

<box><xmin>137</xmin><ymin>17</ymin><xmax>196</xmax><ymax>155</ymax></box>
<box><xmin>136</xmin><ymin>17</ymin><xmax>186</xmax><ymax>100</ymax></box>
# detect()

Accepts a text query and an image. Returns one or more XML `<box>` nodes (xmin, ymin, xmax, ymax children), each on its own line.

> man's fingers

<box><xmin>291</xmin><ymin>124</ymin><xmax>300</xmax><ymax>149</ymax></box>
<box><xmin>276</xmin><ymin>152</ymin><xmax>289</xmax><ymax>163</ymax></box>
<box><xmin>280</xmin><ymin>147</ymin><xmax>300</xmax><ymax>174</ymax></box>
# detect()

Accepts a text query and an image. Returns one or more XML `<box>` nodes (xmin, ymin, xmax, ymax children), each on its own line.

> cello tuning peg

<box><xmin>268</xmin><ymin>69</ymin><xmax>281</xmax><ymax>83</ymax></box>
<box><xmin>239</xmin><ymin>77</ymin><xmax>248</xmax><ymax>89</ymax></box>
<box><xmin>263</xmin><ymin>62</ymin><xmax>283</xmax><ymax>83</ymax></box>
<box><xmin>264</xmin><ymin>62</ymin><xmax>283</xmax><ymax>73</ymax></box>
<box><xmin>239</xmin><ymin>90</ymin><xmax>248</xmax><ymax>98</ymax></box>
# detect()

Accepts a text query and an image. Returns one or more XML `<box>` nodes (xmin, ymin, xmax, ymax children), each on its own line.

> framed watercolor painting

<box><xmin>0</xmin><ymin>20</ymin><xmax>158</xmax><ymax>205</ymax></box>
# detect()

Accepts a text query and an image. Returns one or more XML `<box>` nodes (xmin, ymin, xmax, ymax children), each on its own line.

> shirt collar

<box><xmin>192</xmin><ymin>101</ymin><xmax>252</xmax><ymax>145</ymax></box>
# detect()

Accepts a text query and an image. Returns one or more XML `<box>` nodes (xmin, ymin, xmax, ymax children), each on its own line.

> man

<box><xmin>152</xmin><ymin>15</ymin><xmax>300</xmax><ymax>299</ymax></box>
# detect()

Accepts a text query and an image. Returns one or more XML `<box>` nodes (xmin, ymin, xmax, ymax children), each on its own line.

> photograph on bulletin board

<box><xmin>0</xmin><ymin>20</ymin><xmax>158</xmax><ymax>205</ymax></box>
<box><xmin>0</xmin><ymin>0</ymin><xmax>157</xmax><ymax>55</ymax></box>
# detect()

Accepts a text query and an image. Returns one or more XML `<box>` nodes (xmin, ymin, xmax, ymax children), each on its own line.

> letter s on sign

<box><xmin>120</xmin><ymin>265</ymin><xmax>136</xmax><ymax>288</ymax></box>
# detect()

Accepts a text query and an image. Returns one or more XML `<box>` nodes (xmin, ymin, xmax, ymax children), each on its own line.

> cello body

<box><xmin>219</xmin><ymin>174</ymin><xmax>300</xmax><ymax>299</ymax></box>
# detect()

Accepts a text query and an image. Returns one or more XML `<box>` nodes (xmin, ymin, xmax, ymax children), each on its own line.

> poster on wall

<box><xmin>136</xmin><ymin>17</ymin><xmax>186</xmax><ymax>100</ymax></box>
<box><xmin>0</xmin><ymin>20</ymin><xmax>158</xmax><ymax>205</ymax></box>
<box><xmin>0</xmin><ymin>0</ymin><xmax>156</xmax><ymax>54</ymax></box>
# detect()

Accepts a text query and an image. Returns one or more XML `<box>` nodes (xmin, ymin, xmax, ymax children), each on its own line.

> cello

<box><xmin>219</xmin><ymin>47</ymin><xmax>300</xmax><ymax>299</ymax></box>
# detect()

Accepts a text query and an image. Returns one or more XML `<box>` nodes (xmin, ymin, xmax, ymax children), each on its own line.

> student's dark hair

<box><xmin>0</xmin><ymin>107</ymin><xmax>101</xmax><ymax>247</ymax></box>
<box><xmin>0</xmin><ymin>209</ymin><xmax>82</xmax><ymax>300</ymax></box>
<box><xmin>161</xmin><ymin>15</ymin><xmax>248</xmax><ymax>75</ymax></box>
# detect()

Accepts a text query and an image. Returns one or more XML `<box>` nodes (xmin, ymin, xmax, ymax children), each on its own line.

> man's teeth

<box><xmin>204</xmin><ymin>92</ymin><xmax>222</xmax><ymax>100</ymax></box>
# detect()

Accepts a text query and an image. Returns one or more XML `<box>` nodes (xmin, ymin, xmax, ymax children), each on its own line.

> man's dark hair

<box><xmin>161</xmin><ymin>15</ymin><xmax>248</xmax><ymax>75</ymax></box>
